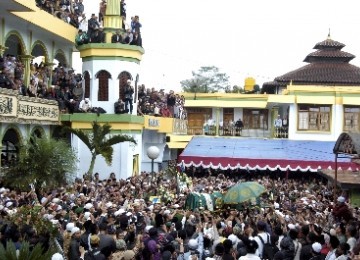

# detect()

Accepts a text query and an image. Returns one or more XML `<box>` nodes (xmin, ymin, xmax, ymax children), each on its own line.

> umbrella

<box><xmin>223</xmin><ymin>181</ymin><xmax>266</xmax><ymax>204</ymax></box>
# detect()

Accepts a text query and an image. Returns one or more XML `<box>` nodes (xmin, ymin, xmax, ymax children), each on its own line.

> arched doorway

<box><xmin>54</xmin><ymin>49</ymin><xmax>68</xmax><ymax>68</ymax></box>
<box><xmin>4</xmin><ymin>32</ymin><xmax>26</xmax><ymax>56</ymax></box>
<box><xmin>1</xmin><ymin>128</ymin><xmax>21</xmax><ymax>167</ymax></box>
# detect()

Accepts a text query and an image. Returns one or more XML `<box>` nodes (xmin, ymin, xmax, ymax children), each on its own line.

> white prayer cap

<box><xmin>66</xmin><ymin>222</ymin><xmax>75</xmax><ymax>232</ymax></box>
<box><xmin>84</xmin><ymin>203</ymin><xmax>93</xmax><ymax>210</ymax></box>
<box><xmin>70</xmin><ymin>227</ymin><xmax>80</xmax><ymax>236</ymax></box>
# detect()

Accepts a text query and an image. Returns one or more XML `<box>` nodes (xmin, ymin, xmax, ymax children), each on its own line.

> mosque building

<box><xmin>1</xmin><ymin>0</ymin><xmax>360</xmax><ymax>186</ymax></box>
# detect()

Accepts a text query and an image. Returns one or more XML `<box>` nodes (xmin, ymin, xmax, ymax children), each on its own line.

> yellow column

<box><xmin>271</xmin><ymin>106</ymin><xmax>279</xmax><ymax>138</ymax></box>
<box><xmin>104</xmin><ymin>0</ymin><xmax>122</xmax><ymax>42</ymax></box>
<box><xmin>215</xmin><ymin>107</ymin><xmax>220</xmax><ymax>136</ymax></box>
<box><xmin>19</xmin><ymin>55</ymin><xmax>33</xmax><ymax>88</ymax></box>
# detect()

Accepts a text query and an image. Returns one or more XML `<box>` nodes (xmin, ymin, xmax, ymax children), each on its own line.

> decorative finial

<box><xmin>328</xmin><ymin>28</ymin><xmax>331</xmax><ymax>39</ymax></box>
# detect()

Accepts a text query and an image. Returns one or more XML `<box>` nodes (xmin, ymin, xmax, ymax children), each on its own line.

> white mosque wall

<box><xmin>82</xmin><ymin>59</ymin><xmax>141</xmax><ymax>114</ymax></box>
<box><xmin>288</xmin><ymin>104</ymin><xmax>341</xmax><ymax>142</ymax></box>
<box><xmin>141</xmin><ymin>130</ymin><xmax>166</xmax><ymax>174</ymax></box>
<box><xmin>71</xmin><ymin>132</ymin><xmax>142</xmax><ymax>180</ymax></box>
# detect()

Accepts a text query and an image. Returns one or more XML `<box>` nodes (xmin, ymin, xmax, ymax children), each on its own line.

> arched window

<box><xmin>96</xmin><ymin>70</ymin><xmax>111</xmax><ymax>101</ymax></box>
<box><xmin>118</xmin><ymin>71</ymin><xmax>132</xmax><ymax>101</ymax></box>
<box><xmin>84</xmin><ymin>71</ymin><xmax>90</xmax><ymax>98</ymax></box>
<box><xmin>1</xmin><ymin>128</ymin><xmax>21</xmax><ymax>167</ymax></box>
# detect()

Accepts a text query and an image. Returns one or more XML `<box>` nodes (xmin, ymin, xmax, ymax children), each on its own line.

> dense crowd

<box><xmin>0</xmin><ymin>54</ymin><xmax>82</xmax><ymax>102</ymax></box>
<box><xmin>137</xmin><ymin>88</ymin><xmax>187</xmax><ymax>119</ymax></box>
<box><xmin>0</xmin><ymin>53</ymin><xmax>186</xmax><ymax>118</ymax></box>
<box><xmin>0</xmin><ymin>167</ymin><xmax>359</xmax><ymax>260</ymax></box>
<box><xmin>36</xmin><ymin>0</ymin><xmax>85</xmax><ymax>28</ymax></box>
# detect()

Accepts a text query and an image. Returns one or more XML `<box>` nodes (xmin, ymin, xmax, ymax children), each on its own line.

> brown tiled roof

<box><xmin>261</xmin><ymin>36</ymin><xmax>360</xmax><ymax>93</ymax></box>
<box><xmin>274</xmin><ymin>63</ymin><xmax>360</xmax><ymax>85</ymax></box>
<box><xmin>304</xmin><ymin>50</ymin><xmax>355</xmax><ymax>63</ymax></box>
<box><xmin>314</xmin><ymin>38</ymin><xmax>345</xmax><ymax>50</ymax></box>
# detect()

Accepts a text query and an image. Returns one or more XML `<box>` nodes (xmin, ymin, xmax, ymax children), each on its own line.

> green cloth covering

<box><xmin>185</xmin><ymin>192</ymin><xmax>223</xmax><ymax>211</ymax></box>
<box><xmin>74</xmin><ymin>207</ymin><xmax>84</xmax><ymax>214</ymax></box>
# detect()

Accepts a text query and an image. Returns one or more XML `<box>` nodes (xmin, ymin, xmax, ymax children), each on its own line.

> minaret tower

<box><xmin>77</xmin><ymin>0</ymin><xmax>144</xmax><ymax>114</ymax></box>
<box><xmin>71</xmin><ymin>1</ymin><xmax>144</xmax><ymax>180</ymax></box>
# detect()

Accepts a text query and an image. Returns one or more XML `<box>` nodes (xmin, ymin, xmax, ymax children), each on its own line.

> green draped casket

<box><xmin>185</xmin><ymin>192</ymin><xmax>223</xmax><ymax>211</ymax></box>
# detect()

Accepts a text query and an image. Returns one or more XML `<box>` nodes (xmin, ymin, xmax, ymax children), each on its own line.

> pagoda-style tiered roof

<box><xmin>262</xmin><ymin>34</ymin><xmax>360</xmax><ymax>93</ymax></box>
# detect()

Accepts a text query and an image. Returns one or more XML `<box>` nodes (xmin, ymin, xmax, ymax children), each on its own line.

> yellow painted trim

<box><xmin>11</xmin><ymin>11</ymin><xmax>77</xmax><ymax>43</ymax></box>
<box><xmin>287</xmin><ymin>85</ymin><xmax>360</xmax><ymax>94</ymax></box>
<box><xmin>143</xmin><ymin>116</ymin><xmax>174</xmax><ymax>133</ymax></box>
<box><xmin>180</xmin><ymin>93</ymin><xmax>267</xmax><ymax>99</ymax></box>
<box><xmin>166</xmin><ymin>142</ymin><xmax>188</xmax><ymax>149</ymax></box>
<box><xmin>185</xmin><ymin>100</ymin><xmax>267</xmax><ymax>108</ymax></box>
<box><xmin>13</xmin><ymin>0</ymin><xmax>38</xmax><ymax>10</ymax></box>
<box><xmin>267</xmin><ymin>95</ymin><xmax>295</xmax><ymax>104</ymax></box>
<box><xmin>79</xmin><ymin>48</ymin><xmax>143</xmax><ymax>61</ymax></box>
<box><xmin>335</xmin><ymin>96</ymin><xmax>343</xmax><ymax>105</ymax></box>
<box><xmin>342</xmin><ymin>97</ymin><xmax>360</xmax><ymax>105</ymax></box>
<box><xmin>71</xmin><ymin>122</ymin><xmax>143</xmax><ymax>130</ymax></box>
<box><xmin>295</xmin><ymin>130</ymin><xmax>332</xmax><ymax>135</ymax></box>
<box><xmin>167</xmin><ymin>134</ymin><xmax>193</xmax><ymax>142</ymax></box>
<box><xmin>296</xmin><ymin>96</ymin><xmax>335</xmax><ymax>104</ymax></box>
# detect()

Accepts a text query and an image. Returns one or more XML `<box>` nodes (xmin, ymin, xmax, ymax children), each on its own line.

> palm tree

<box><xmin>64</xmin><ymin>121</ymin><xmax>136</xmax><ymax>177</ymax></box>
<box><xmin>0</xmin><ymin>241</ymin><xmax>56</xmax><ymax>260</ymax></box>
<box><xmin>4</xmin><ymin>136</ymin><xmax>78</xmax><ymax>191</ymax></box>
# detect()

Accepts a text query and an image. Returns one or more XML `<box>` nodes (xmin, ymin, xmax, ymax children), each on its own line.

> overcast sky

<box><xmin>81</xmin><ymin>0</ymin><xmax>360</xmax><ymax>92</ymax></box>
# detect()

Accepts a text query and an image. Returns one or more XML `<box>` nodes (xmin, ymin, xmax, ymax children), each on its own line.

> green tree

<box><xmin>4</xmin><ymin>136</ymin><xmax>78</xmax><ymax>191</ymax></box>
<box><xmin>64</xmin><ymin>121</ymin><xmax>136</xmax><ymax>177</ymax></box>
<box><xmin>180</xmin><ymin>66</ymin><xmax>230</xmax><ymax>93</ymax></box>
<box><xmin>225</xmin><ymin>85</ymin><xmax>245</xmax><ymax>93</ymax></box>
<box><xmin>0</xmin><ymin>241</ymin><xmax>56</xmax><ymax>260</ymax></box>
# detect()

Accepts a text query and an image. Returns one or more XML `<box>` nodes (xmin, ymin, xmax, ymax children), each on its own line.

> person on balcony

<box><xmin>153</xmin><ymin>102</ymin><xmax>161</xmax><ymax>117</ymax></box>
<box><xmin>90</xmin><ymin>26</ymin><xmax>105</xmax><ymax>43</ymax></box>
<box><xmin>114</xmin><ymin>98</ymin><xmax>127</xmax><ymax>114</ymax></box>
<box><xmin>274</xmin><ymin>114</ymin><xmax>283</xmax><ymax>138</ymax></box>
<box><xmin>75</xmin><ymin>30</ymin><xmax>89</xmax><ymax>46</ymax></box>
<box><xmin>87</xmin><ymin>13</ymin><xmax>100</xmax><ymax>39</ymax></box>
<box><xmin>111</xmin><ymin>29</ymin><xmax>123</xmax><ymax>43</ymax></box>
<box><xmin>160</xmin><ymin>104</ymin><xmax>171</xmax><ymax>117</ymax></box>
<box><xmin>124</xmin><ymin>80</ymin><xmax>134</xmax><ymax>114</ymax></box>
<box><xmin>79</xmin><ymin>98</ymin><xmax>92</xmax><ymax>112</ymax></box>
<box><xmin>235</xmin><ymin>118</ymin><xmax>244</xmax><ymax>136</ymax></box>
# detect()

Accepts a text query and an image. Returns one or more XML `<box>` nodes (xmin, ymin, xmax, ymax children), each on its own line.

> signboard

<box><xmin>0</xmin><ymin>93</ymin><xmax>17</xmax><ymax>117</ymax></box>
<box><xmin>0</xmin><ymin>90</ymin><xmax>59</xmax><ymax>124</ymax></box>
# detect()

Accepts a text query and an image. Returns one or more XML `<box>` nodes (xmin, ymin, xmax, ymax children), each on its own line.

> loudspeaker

<box><xmin>166</xmin><ymin>136</ymin><xmax>170</xmax><ymax>142</ymax></box>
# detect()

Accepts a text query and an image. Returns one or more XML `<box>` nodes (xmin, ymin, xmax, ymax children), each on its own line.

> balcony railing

<box><xmin>273</xmin><ymin>127</ymin><xmax>289</xmax><ymax>138</ymax></box>
<box><xmin>187</xmin><ymin>124</ymin><xmax>289</xmax><ymax>138</ymax></box>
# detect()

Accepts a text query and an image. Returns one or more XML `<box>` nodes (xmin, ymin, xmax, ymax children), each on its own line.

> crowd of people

<box><xmin>36</xmin><ymin>0</ymin><xmax>85</xmax><ymax>28</ymax></box>
<box><xmin>0</xmin><ymin>53</ymin><xmax>186</xmax><ymax>118</ymax></box>
<box><xmin>113</xmin><ymin>84</ymin><xmax>187</xmax><ymax>119</ymax></box>
<box><xmin>73</xmin><ymin>0</ymin><xmax>143</xmax><ymax>47</ymax></box>
<box><xmin>136</xmin><ymin>88</ymin><xmax>187</xmax><ymax>119</ymax></box>
<box><xmin>0</xmin><ymin>54</ymin><xmax>86</xmax><ymax>108</ymax></box>
<box><xmin>35</xmin><ymin>0</ymin><xmax>142</xmax><ymax>47</ymax></box>
<box><xmin>0</xmin><ymin>166</ymin><xmax>359</xmax><ymax>260</ymax></box>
